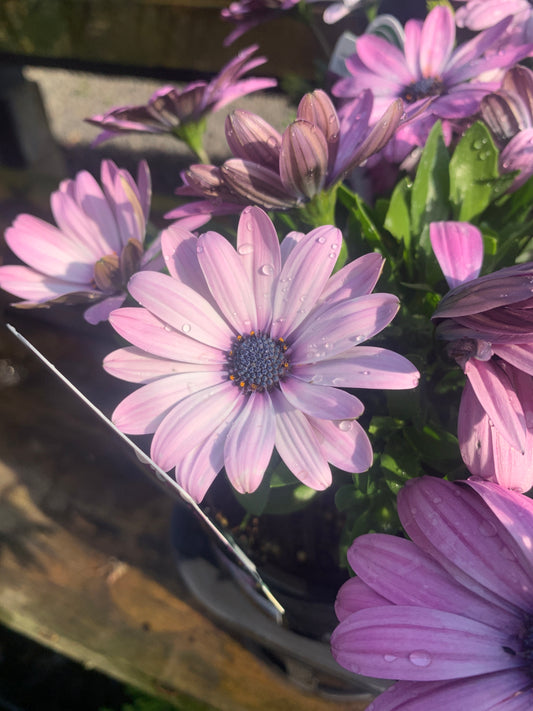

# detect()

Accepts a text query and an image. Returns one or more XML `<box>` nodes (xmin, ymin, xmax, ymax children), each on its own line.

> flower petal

<box><xmin>293</xmin><ymin>347</ymin><xmax>420</xmax><ymax>390</ymax></box>
<box><xmin>151</xmin><ymin>381</ymin><xmax>241</xmax><ymax>471</ymax></box>
<box><xmin>128</xmin><ymin>270</ymin><xmax>234</xmax><ymax>350</ymax></box>
<box><xmin>224</xmin><ymin>391</ymin><xmax>276</xmax><ymax>494</ymax></box>
<box><xmin>280</xmin><ymin>377</ymin><xmax>364</xmax><ymax>420</ymax></box>
<box><xmin>331</xmin><ymin>606</ymin><xmax>522</xmax><ymax>681</ymax></box>
<box><xmin>108</xmin><ymin>307</ymin><xmax>226</xmax><ymax>363</ymax></box>
<box><xmin>430</xmin><ymin>222</ymin><xmax>483</xmax><ymax>289</ymax></box>
<box><xmin>270</xmin><ymin>225</ymin><xmax>342</xmax><ymax>339</ymax></box>
<box><xmin>236</xmin><ymin>206</ymin><xmax>281</xmax><ymax>332</ymax></box>
<box><xmin>271</xmin><ymin>389</ymin><xmax>331</xmax><ymax>490</ymax></box>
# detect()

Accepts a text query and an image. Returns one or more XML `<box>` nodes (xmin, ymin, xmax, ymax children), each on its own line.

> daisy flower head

<box><xmin>331</xmin><ymin>476</ymin><xmax>533</xmax><ymax>710</ymax></box>
<box><xmin>0</xmin><ymin>160</ymin><xmax>161</xmax><ymax>325</ymax></box>
<box><xmin>103</xmin><ymin>206</ymin><xmax>419</xmax><ymax>502</ymax></box>
<box><xmin>332</xmin><ymin>5</ymin><xmax>533</xmax><ymax>146</ymax></box>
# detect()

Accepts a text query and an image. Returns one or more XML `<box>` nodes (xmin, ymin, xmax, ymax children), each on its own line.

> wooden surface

<box><xmin>0</xmin><ymin>0</ymin><xmax>338</xmax><ymax>79</ymax></box>
<box><xmin>0</xmin><ymin>318</ymin><xmax>372</xmax><ymax>711</ymax></box>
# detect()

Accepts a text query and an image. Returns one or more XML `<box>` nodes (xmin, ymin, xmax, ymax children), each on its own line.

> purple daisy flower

<box><xmin>103</xmin><ymin>206</ymin><xmax>419</xmax><ymax>502</ymax></box>
<box><xmin>430</xmin><ymin>220</ymin><xmax>533</xmax><ymax>493</ymax></box>
<box><xmin>481</xmin><ymin>65</ymin><xmax>533</xmax><ymax>191</ymax></box>
<box><xmin>86</xmin><ymin>45</ymin><xmax>277</xmax><ymax>155</ymax></box>
<box><xmin>167</xmin><ymin>89</ymin><xmax>402</xmax><ymax>227</ymax></box>
<box><xmin>332</xmin><ymin>5</ymin><xmax>532</xmax><ymax>144</ymax></box>
<box><xmin>221</xmin><ymin>0</ymin><xmax>300</xmax><ymax>46</ymax></box>
<box><xmin>331</xmin><ymin>475</ymin><xmax>533</xmax><ymax>710</ymax></box>
<box><xmin>0</xmin><ymin>160</ymin><xmax>162</xmax><ymax>325</ymax></box>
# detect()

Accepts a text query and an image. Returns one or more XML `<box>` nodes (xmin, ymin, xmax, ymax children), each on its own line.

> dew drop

<box><xmin>181</xmin><ymin>323</ymin><xmax>191</xmax><ymax>334</ymax></box>
<box><xmin>238</xmin><ymin>242</ymin><xmax>253</xmax><ymax>255</ymax></box>
<box><xmin>339</xmin><ymin>420</ymin><xmax>352</xmax><ymax>431</ymax></box>
<box><xmin>408</xmin><ymin>650</ymin><xmax>432</xmax><ymax>667</ymax></box>
<box><xmin>260</xmin><ymin>263</ymin><xmax>274</xmax><ymax>276</ymax></box>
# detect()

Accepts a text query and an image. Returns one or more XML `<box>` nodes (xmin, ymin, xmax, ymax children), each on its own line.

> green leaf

<box><xmin>411</xmin><ymin>121</ymin><xmax>450</xmax><ymax>236</ymax></box>
<box><xmin>449</xmin><ymin>122</ymin><xmax>499</xmax><ymax>221</ymax></box>
<box><xmin>384</xmin><ymin>176</ymin><xmax>411</xmax><ymax>247</ymax></box>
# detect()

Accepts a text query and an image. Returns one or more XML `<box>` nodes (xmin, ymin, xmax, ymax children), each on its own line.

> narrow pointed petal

<box><xmin>111</xmin><ymin>370</ymin><xmax>226</xmax><ymax>434</ymax></box>
<box><xmin>280</xmin><ymin>377</ymin><xmax>364</xmax><ymax>420</ymax></box>
<box><xmin>236</xmin><ymin>206</ymin><xmax>281</xmax><ymax>332</ymax></box>
<box><xmin>271</xmin><ymin>389</ymin><xmax>331</xmax><ymax>490</ymax></box>
<box><xmin>309</xmin><ymin>416</ymin><xmax>373</xmax><ymax>473</ymax></box>
<box><xmin>293</xmin><ymin>348</ymin><xmax>420</xmax><ymax>390</ymax></box>
<box><xmin>399</xmin><ymin>477</ymin><xmax>533</xmax><ymax>612</ymax></box>
<box><xmin>108</xmin><ymin>307</ymin><xmax>226</xmax><ymax>363</ymax></box>
<box><xmin>225</xmin><ymin>110</ymin><xmax>281</xmax><ymax>172</ymax></box>
<box><xmin>197</xmin><ymin>230</ymin><xmax>257</xmax><ymax>333</ymax></box>
<box><xmin>430</xmin><ymin>222</ymin><xmax>483</xmax><ymax>289</ymax></box>
<box><xmin>280</xmin><ymin>120</ymin><xmax>328</xmax><ymax>199</ymax></box>
<box><xmin>128</xmin><ymin>270</ymin><xmax>234</xmax><ymax>350</ymax></box>
<box><xmin>464</xmin><ymin>358</ymin><xmax>526</xmax><ymax>453</ymax></box>
<box><xmin>151</xmin><ymin>381</ymin><xmax>240</xmax><ymax>471</ymax></box>
<box><xmin>270</xmin><ymin>226</ymin><xmax>342</xmax><ymax>339</ymax></box>
<box><xmin>224</xmin><ymin>391</ymin><xmax>275</xmax><ymax>493</ymax></box>
<box><xmin>331</xmin><ymin>606</ymin><xmax>522</xmax><ymax>681</ymax></box>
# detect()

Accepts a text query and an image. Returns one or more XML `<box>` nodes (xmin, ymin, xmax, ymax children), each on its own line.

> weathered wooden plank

<box><xmin>0</xmin><ymin>321</ymin><xmax>371</xmax><ymax>711</ymax></box>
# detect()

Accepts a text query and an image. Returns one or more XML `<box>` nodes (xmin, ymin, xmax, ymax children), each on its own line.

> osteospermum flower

<box><xmin>332</xmin><ymin>5</ymin><xmax>532</xmax><ymax>145</ymax></box>
<box><xmin>331</xmin><ymin>475</ymin><xmax>533</xmax><ymax>709</ymax></box>
<box><xmin>481</xmin><ymin>65</ymin><xmax>533</xmax><ymax>190</ymax></box>
<box><xmin>168</xmin><ymin>89</ymin><xmax>402</xmax><ymax>227</ymax></box>
<box><xmin>87</xmin><ymin>45</ymin><xmax>276</xmax><ymax>160</ymax></box>
<box><xmin>431</xmin><ymin>221</ymin><xmax>533</xmax><ymax>492</ymax></box>
<box><xmin>0</xmin><ymin>160</ymin><xmax>161</xmax><ymax>325</ymax></box>
<box><xmin>103</xmin><ymin>206</ymin><xmax>419</xmax><ymax>502</ymax></box>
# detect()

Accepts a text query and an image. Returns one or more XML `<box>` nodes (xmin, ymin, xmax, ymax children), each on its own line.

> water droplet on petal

<box><xmin>238</xmin><ymin>242</ymin><xmax>253</xmax><ymax>255</ymax></box>
<box><xmin>181</xmin><ymin>323</ymin><xmax>191</xmax><ymax>334</ymax></box>
<box><xmin>260</xmin><ymin>263</ymin><xmax>274</xmax><ymax>276</ymax></box>
<box><xmin>408</xmin><ymin>651</ymin><xmax>432</xmax><ymax>667</ymax></box>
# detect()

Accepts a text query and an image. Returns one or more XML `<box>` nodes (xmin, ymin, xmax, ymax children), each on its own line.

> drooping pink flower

<box><xmin>87</xmin><ymin>46</ymin><xmax>276</xmax><ymax>149</ymax></box>
<box><xmin>221</xmin><ymin>0</ymin><xmax>300</xmax><ymax>46</ymax></box>
<box><xmin>481</xmin><ymin>65</ymin><xmax>533</xmax><ymax>190</ymax></box>
<box><xmin>103</xmin><ymin>206</ymin><xmax>419</xmax><ymax>502</ymax></box>
<box><xmin>0</xmin><ymin>160</ymin><xmax>162</xmax><ymax>325</ymax></box>
<box><xmin>331</xmin><ymin>475</ymin><xmax>533</xmax><ymax>709</ymax></box>
<box><xmin>167</xmin><ymin>89</ymin><xmax>402</xmax><ymax>227</ymax></box>
<box><xmin>430</xmin><ymin>220</ymin><xmax>533</xmax><ymax>492</ymax></box>
<box><xmin>333</xmin><ymin>5</ymin><xmax>533</xmax><ymax>146</ymax></box>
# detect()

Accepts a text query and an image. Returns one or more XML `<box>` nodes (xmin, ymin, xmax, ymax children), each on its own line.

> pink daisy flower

<box><xmin>0</xmin><ymin>160</ymin><xmax>162</xmax><ymax>325</ymax></box>
<box><xmin>332</xmin><ymin>5</ymin><xmax>532</xmax><ymax>143</ymax></box>
<box><xmin>331</xmin><ymin>475</ymin><xmax>533</xmax><ymax>710</ymax></box>
<box><xmin>103</xmin><ymin>206</ymin><xmax>419</xmax><ymax>502</ymax></box>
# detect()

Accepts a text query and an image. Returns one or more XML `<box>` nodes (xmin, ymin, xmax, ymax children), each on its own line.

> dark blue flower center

<box><xmin>228</xmin><ymin>331</ymin><xmax>289</xmax><ymax>393</ymax></box>
<box><xmin>402</xmin><ymin>77</ymin><xmax>444</xmax><ymax>103</ymax></box>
